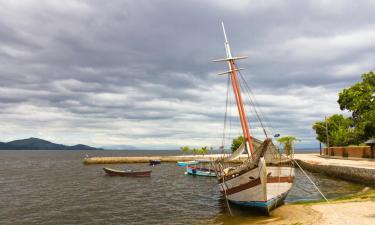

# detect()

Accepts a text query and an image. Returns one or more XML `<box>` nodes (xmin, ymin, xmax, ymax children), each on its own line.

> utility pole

<box><xmin>325</xmin><ymin>116</ymin><xmax>329</xmax><ymax>150</ymax></box>
<box><xmin>319</xmin><ymin>141</ymin><xmax>322</xmax><ymax>155</ymax></box>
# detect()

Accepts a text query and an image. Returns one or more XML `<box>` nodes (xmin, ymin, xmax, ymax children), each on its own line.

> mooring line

<box><xmin>293</xmin><ymin>159</ymin><xmax>350</xmax><ymax>225</ymax></box>
<box><xmin>293</xmin><ymin>159</ymin><xmax>329</xmax><ymax>202</ymax></box>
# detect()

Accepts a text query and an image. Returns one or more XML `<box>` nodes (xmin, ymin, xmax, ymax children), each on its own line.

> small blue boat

<box><xmin>185</xmin><ymin>159</ymin><xmax>216</xmax><ymax>177</ymax></box>
<box><xmin>186</xmin><ymin>166</ymin><xmax>216</xmax><ymax>177</ymax></box>
<box><xmin>177</xmin><ymin>160</ymin><xmax>198</xmax><ymax>166</ymax></box>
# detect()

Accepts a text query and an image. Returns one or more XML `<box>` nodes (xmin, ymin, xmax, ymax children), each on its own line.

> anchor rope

<box><xmin>293</xmin><ymin>159</ymin><xmax>329</xmax><ymax>202</ymax></box>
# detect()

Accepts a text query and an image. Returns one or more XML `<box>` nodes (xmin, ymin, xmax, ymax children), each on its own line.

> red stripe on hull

<box><xmin>221</xmin><ymin>176</ymin><xmax>294</xmax><ymax>195</ymax></box>
<box><xmin>267</xmin><ymin>176</ymin><xmax>294</xmax><ymax>183</ymax></box>
<box><xmin>222</xmin><ymin>178</ymin><xmax>261</xmax><ymax>195</ymax></box>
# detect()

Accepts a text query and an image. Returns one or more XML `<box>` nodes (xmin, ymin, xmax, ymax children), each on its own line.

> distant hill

<box><xmin>0</xmin><ymin>137</ymin><xmax>102</xmax><ymax>150</ymax></box>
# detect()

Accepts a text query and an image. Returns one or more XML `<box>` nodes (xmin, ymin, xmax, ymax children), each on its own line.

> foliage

<box><xmin>338</xmin><ymin>71</ymin><xmax>375</xmax><ymax>142</ymax></box>
<box><xmin>277</xmin><ymin>136</ymin><xmax>297</xmax><ymax>156</ymax></box>
<box><xmin>313</xmin><ymin>71</ymin><xmax>375</xmax><ymax>146</ymax></box>
<box><xmin>231</xmin><ymin>136</ymin><xmax>244</xmax><ymax>152</ymax></box>
<box><xmin>200</xmin><ymin>146</ymin><xmax>208</xmax><ymax>156</ymax></box>
<box><xmin>192</xmin><ymin>148</ymin><xmax>200</xmax><ymax>155</ymax></box>
<box><xmin>312</xmin><ymin>114</ymin><xmax>355</xmax><ymax>146</ymax></box>
<box><xmin>184</xmin><ymin>145</ymin><xmax>212</xmax><ymax>156</ymax></box>
<box><xmin>180</xmin><ymin>146</ymin><xmax>190</xmax><ymax>155</ymax></box>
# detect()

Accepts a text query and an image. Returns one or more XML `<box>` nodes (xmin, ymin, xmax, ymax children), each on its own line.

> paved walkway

<box><xmin>294</xmin><ymin>153</ymin><xmax>375</xmax><ymax>170</ymax></box>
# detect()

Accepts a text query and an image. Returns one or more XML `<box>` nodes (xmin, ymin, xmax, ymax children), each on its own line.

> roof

<box><xmin>365</xmin><ymin>139</ymin><xmax>375</xmax><ymax>144</ymax></box>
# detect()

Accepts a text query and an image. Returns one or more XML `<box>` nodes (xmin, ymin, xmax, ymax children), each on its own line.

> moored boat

<box><xmin>149</xmin><ymin>159</ymin><xmax>161</xmax><ymax>166</ymax></box>
<box><xmin>186</xmin><ymin>166</ymin><xmax>216</xmax><ymax>177</ymax></box>
<box><xmin>103</xmin><ymin>167</ymin><xmax>152</xmax><ymax>177</ymax></box>
<box><xmin>186</xmin><ymin>159</ymin><xmax>216</xmax><ymax>177</ymax></box>
<box><xmin>212</xmin><ymin>23</ymin><xmax>294</xmax><ymax>215</ymax></box>
<box><xmin>177</xmin><ymin>160</ymin><xmax>198</xmax><ymax>166</ymax></box>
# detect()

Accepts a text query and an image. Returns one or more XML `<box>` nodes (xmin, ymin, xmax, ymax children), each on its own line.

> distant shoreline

<box><xmin>0</xmin><ymin>137</ymin><xmax>102</xmax><ymax>150</ymax></box>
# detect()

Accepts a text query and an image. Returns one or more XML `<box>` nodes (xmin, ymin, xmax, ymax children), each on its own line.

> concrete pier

<box><xmin>83</xmin><ymin>153</ymin><xmax>375</xmax><ymax>185</ymax></box>
<box><xmin>294</xmin><ymin>154</ymin><xmax>375</xmax><ymax>185</ymax></box>
<box><xmin>83</xmin><ymin>154</ymin><xmax>227</xmax><ymax>164</ymax></box>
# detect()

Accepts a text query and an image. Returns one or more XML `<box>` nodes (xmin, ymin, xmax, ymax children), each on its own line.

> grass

<box><xmin>290</xmin><ymin>188</ymin><xmax>375</xmax><ymax>206</ymax></box>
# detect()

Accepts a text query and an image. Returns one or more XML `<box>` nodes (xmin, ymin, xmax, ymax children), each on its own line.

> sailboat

<box><xmin>213</xmin><ymin>23</ymin><xmax>295</xmax><ymax>214</ymax></box>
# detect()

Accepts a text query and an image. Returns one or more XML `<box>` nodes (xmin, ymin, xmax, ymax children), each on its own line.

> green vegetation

<box><xmin>180</xmin><ymin>146</ymin><xmax>190</xmax><ymax>155</ymax></box>
<box><xmin>292</xmin><ymin>188</ymin><xmax>375</xmax><ymax>205</ymax></box>
<box><xmin>312</xmin><ymin>114</ymin><xmax>355</xmax><ymax>146</ymax></box>
<box><xmin>192</xmin><ymin>148</ymin><xmax>200</xmax><ymax>155</ymax></box>
<box><xmin>313</xmin><ymin>71</ymin><xmax>375</xmax><ymax>146</ymax></box>
<box><xmin>277</xmin><ymin>136</ymin><xmax>297</xmax><ymax>156</ymax></box>
<box><xmin>231</xmin><ymin>136</ymin><xmax>244</xmax><ymax>152</ymax></box>
<box><xmin>180</xmin><ymin>145</ymin><xmax>212</xmax><ymax>156</ymax></box>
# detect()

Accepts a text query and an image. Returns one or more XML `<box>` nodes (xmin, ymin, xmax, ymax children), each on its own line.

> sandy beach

<box><xmin>262</xmin><ymin>189</ymin><xmax>375</xmax><ymax>225</ymax></box>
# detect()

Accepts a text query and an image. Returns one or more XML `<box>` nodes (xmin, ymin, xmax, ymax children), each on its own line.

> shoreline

<box><xmin>263</xmin><ymin>189</ymin><xmax>375</xmax><ymax>225</ymax></box>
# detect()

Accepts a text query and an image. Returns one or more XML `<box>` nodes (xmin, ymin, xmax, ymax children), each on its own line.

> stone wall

<box><xmin>296</xmin><ymin>159</ymin><xmax>375</xmax><ymax>186</ymax></box>
<box><xmin>323</xmin><ymin>146</ymin><xmax>374</xmax><ymax>159</ymax></box>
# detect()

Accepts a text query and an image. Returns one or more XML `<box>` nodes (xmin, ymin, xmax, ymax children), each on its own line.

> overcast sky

<box><xmin>0</xmin><ymin>0</ymin><xmax>374</xmax><ymax>149</ymax></box>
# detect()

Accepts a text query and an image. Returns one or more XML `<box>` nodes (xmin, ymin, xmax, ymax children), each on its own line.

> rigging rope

<box><xmin>235</xmin><ymin>63</ymin><xmax>278</xmax><ymax>137</ymax></box>
<box><xmin>221</xmin><ymin>73</ymin><xmax>231</xmax><ymax>153</ymax></box>
<box><xmin>237</xmin><ymin>68</ymin><xmax>271</xmax><ymax>137</ymax></box>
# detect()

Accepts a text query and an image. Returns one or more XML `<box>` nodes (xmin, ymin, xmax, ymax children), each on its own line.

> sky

<box><xmin>0</xmin><ymin>0</ymin><xmax>374</xmax><ymax>149</ymax></box>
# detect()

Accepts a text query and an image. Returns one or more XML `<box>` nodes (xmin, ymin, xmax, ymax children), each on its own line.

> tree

<box><xmin>231</xmin><ymin>136</ymin><xmax>244</xmax><ymax>152</ymax></box>
<box><xmin>338</xmin><ymin>71</ymin><xmax>375</xmax><ymax>142</ymax></box>
<box><xmin>277</xmin><ymin>136</ymin><xmax>297</xmax><ymax>156</ymax></box>
<box><xmin>312</xmin><ymin>114</ymin><xmax>355</xmax><ymax>146</ymax></box>
<box><xmin>180</xmin><ymin>146</ymin><xmax>190</xmax><ymax>155</ymax></box>
<box><xmin>312</xmin><ymin>71</ymin><xmax>375</xmax><ymax>146</ymax></box>
<box><xmin>200</xmin><ymin>146</ymin><xmax>208</xmax><ymax>156</ymax></box>
<box><xmin>192</xmin><ymin>148</ymin><xmax>200</xmax><ymax>155</ymax></box>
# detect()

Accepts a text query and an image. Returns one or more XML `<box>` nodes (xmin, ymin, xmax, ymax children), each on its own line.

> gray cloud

<box><xmin>0</xmin><ymin>0</ymin><xmax>374</xmax><ymax>148</ymax></box>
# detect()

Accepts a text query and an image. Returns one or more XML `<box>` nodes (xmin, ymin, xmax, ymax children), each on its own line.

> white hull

<box><xmin>218</xmin><ymin>159</ymin><xmax>294</xmax><ymax>213</ymax></box>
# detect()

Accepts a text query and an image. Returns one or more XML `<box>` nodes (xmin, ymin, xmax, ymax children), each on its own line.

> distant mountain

<box><xmin>0</xmin><ymin>137</ymin><xmax>102</xmax><ymax>150</ymax></box>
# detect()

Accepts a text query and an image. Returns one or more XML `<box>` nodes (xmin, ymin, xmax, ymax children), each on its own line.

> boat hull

<box><xmin>218</xmin><ymin>164</ymin><xmax>294</xmax><ymax>214</ymax></box>
<box><xmin>177</xmin><ymin>161</ymin><xmax>198</xmax><ymax>166</ymax></box>
<box><xmin>149</xmin><ymin>160</ymin><xmax>161</xmax><ymax>166</ymax></box>
<box><xmin>103</xmin><ymin>167</ymin><xmax>152</xmax><ymax>177</ymax></box>
<box><xmin>229</xmin><ymin>190</ymin><xmax>289</xmax><ymax>215</ymax></box>
<box><xmin>186</xmin><ymin>166</ymin><xmax>216</xmax><ymax>177</ymax></box>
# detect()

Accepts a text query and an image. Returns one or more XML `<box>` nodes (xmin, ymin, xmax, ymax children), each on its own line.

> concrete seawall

<box><xmin>84</xmin><ymin>153</ymin><xmax>375</xmax><ymax>185</ymax></box>
<box><xmin>294</xmin><ymin>154</ymin><xmax>375</xmax><ymax>186</ymax></box>
<box><xmin>83</xmin><ymin>155</ymin><xmax>228</xmax><ymax>164</ymax></box>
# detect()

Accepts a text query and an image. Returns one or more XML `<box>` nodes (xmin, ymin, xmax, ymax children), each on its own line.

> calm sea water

<box><xmin>0</xmin><ymin>150</ymin><xmax>367</xmax><ymax>225</ymax></box>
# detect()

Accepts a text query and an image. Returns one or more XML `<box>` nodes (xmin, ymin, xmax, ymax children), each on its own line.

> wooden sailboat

<box><xmin>213</xmin><ymin>23</ymin><xmax>295</xmax><ymax>214</ymax></box>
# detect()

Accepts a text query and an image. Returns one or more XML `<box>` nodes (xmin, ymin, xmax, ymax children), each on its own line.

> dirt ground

<box><xmin>261</xmin><ymin>200</ymin><xmax>375</xmax><ymax>225</ymax></box>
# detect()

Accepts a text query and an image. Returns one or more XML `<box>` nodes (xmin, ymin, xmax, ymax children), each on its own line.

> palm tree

<box><xmin>201</xmin><ymin>146</ymin><xmax>208</xmax><ymax>156</ymax></box>
<box><xmin>277</xmin><ymin>136</ymin><xmax>298</xmax><ymax>156</ymax></box>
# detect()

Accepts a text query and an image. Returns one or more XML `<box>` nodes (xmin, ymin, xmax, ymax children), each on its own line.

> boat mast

<box><xmin>215</xmin><ymin>22</ymin><xmax>255</xmax><ymax>157</ymax></box>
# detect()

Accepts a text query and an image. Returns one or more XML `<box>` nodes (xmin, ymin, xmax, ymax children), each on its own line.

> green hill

<box><xmin>0</xmin><ymin>137</ymin><xmax>102</xmax><ymax>150</ymax></box>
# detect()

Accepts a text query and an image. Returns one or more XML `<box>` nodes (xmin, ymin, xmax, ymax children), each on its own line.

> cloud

<box><xmin>0</xmin><ymin>0</ymin><xmax>374</xmax><ymax>149</ymax></box>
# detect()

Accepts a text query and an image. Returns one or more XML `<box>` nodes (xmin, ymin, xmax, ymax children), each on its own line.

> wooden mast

<box><xmin>214</xmin><ymin>22</ymin><xmax>255</xmax><ymax>157</ymax></box>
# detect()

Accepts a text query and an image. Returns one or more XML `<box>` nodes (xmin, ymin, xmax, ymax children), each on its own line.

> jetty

<box><xmin>295</xmin><ymin>153</ymin><xmax>375</xmax><ymax>185</ymax></box>
<box><xmin>83</xmin><ymin>154</ymin><xmax>227</xmax><ymax>164</ymax></box>
<box><xmin>84</xmin><ymin>153</ymin><xmax>375</xmax><ymax>185</ymax></box>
